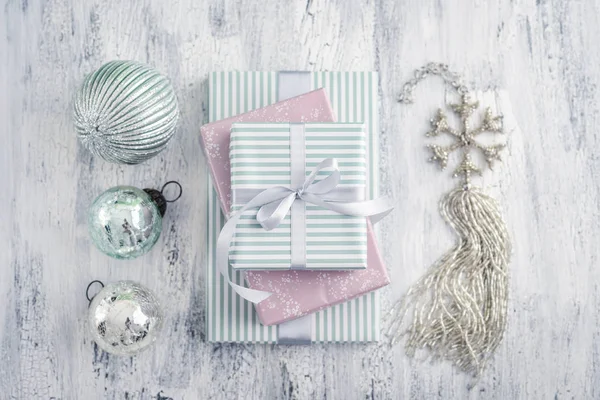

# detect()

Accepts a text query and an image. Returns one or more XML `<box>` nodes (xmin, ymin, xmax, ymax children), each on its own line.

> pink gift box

<box><xmin>200</xmin><ymin>88</ymin><xmax>390</xmax><ymax>326</ymax></box>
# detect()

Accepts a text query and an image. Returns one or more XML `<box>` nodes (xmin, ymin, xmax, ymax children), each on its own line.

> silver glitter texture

<box><xmin>73</xmin><ymin>60</ymin><xmax>179</xmax><ymax>164</ymax></box>
<box><xmin>88</xmin><ymin>281</ymin><xmax>163</xmax><ymax>356</ymax></box>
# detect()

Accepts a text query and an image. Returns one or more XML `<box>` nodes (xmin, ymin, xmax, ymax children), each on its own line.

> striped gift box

<box><xmin>207</xmin><ymin>71</ymin><xmax>381</xmax><ymax>343</ymax></box>
<box><xmin>229</xmin><ymin>122</ymin><xmax>367</xmax><ymax>270</ymax></box>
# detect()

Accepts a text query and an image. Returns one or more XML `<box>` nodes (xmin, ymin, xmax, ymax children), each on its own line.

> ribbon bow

<box><xmin>217</xmin><ymin>158</ymin><xmax>393</xmax><ymax>303</ymax></box>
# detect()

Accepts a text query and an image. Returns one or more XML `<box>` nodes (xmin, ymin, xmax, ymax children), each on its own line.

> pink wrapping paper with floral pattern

<box><xmin>246</xmin><ymin>220</ymin><xmax>389</xmax><ymax>325</ymax></box>
<box><xmin>200</xmin><ymin>88</ymin><xmax>390</xmax><ymax>326</ymax></box>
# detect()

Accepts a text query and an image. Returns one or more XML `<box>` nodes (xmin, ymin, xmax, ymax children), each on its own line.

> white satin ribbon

<box><xmin>217</xmin><ymin>158</ymin><xmax>394</xmax><ymax>303</ymax></box>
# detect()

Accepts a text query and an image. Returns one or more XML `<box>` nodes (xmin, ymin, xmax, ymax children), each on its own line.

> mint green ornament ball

<box><xmin>88</xmin><ymin>186</ymin><xmax>163</xmax><ymax>259</ymax></box>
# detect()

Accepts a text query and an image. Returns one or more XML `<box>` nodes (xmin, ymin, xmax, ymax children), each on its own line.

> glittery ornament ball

<box><xmin>73</xmin><ymin>60</ymin><xmax>179</xmax><ymax>164</ymax></box>
<box><xmin>88</xmin><ymin>281</ymin><xmax>163</xmax><ymax>356</ymax></box>
<box><xmin>88</xmin><ymin>186</ymin><xmax>162</xmax><ymax>259</ymax></box>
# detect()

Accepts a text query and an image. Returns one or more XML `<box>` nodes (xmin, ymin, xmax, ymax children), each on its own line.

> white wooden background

<box><xmin>1</xmin><ymin>0</ymin><xmax>598</xmax><ymax>398</ymax></box>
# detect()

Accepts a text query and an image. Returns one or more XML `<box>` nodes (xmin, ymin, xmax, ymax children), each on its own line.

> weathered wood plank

<box><xmin>1</xmin><ymin>0</ymin><xmax>599</xmax><ymax>398</ymax></box>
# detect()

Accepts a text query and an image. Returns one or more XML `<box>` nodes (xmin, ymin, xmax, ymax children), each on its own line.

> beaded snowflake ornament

<box><xmin>389</xmin><ymin>63</ymin><xmax>511</xmax><ymax>377</ymax></box>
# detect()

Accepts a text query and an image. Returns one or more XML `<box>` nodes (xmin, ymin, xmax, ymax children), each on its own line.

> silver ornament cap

<box><xmin>73</xmin><ymin>60</ymin><xmax>179</xmax><ymax>164</ymax></box>
<box><xmin>88</xmin><ymin>281</ymin><xmax>163</xmax><ymax>356</ymax></box>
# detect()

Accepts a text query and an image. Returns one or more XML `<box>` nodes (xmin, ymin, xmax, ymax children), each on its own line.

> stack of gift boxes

<box><xmin>200</xmin><ymin>71</ymin><xmax>390</xmax><ymax>343</ymax></box>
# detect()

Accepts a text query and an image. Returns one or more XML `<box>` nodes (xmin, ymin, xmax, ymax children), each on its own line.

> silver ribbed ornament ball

<box><xmin>73</xmin><ymin>60</ymin><xmax>179</xmax><ymax>164</ymax></box>
<box><xmin>88</xmin><ymin>281</ymin><xmax>163</xmax><ymax>356</ymax></box>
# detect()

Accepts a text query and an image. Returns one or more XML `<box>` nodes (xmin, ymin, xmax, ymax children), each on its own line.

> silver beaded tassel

<box><xmin>389</xmin><ymin>63</ymin><xmax>511</xmax><ymax>376</ymax></box>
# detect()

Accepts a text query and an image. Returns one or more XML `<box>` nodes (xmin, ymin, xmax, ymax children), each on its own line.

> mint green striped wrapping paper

<box><xmin>207</xmin><ymin>71</ymin><xmax>380</xmax><ymax>342</ymax></box>
<box><xmin>229</xmin><ymin>122</ymin><xmax>367</xmax><ymax>270</ymax></box>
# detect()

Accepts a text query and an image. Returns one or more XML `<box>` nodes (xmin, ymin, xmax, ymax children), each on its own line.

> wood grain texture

<box><xmin>1</xmin><ymin>0</ymin><xmax>599</xmax><ymax>398</ymax></box>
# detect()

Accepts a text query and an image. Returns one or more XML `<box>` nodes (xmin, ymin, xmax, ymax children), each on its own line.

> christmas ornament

<box><xmin>87</xmin><ymin>280</ymin><xmax>163</xmax><ymax>356</ymax></box>
<box><xmin>88</xmin><ymin>181</ymin><xmax>182</xmax><ymax>259</ymax></box>
<box><xmin>389</xmin><ymin>63</ymin><xmax>511</xmax><ymax>376</ymax></box>
<box><xmin>73</xmin><ymin>60</ymin><xmax>179</xmax><ymax>164</ymax></box>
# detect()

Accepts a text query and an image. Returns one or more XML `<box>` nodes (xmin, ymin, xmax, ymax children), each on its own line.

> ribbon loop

<box><xmin>257</xmin><ymin>191</ymin><xmax>296</xmax><ymax>231</ymax></box>
<box><xmin>302</xmin><ymin>158</ymin><xmax>341</xmax><ymax>195</ymax></box>
<box><xmin>217</xmin><ymin>157</ymin><xmax>393</xmax><ymax>304</ymax></box>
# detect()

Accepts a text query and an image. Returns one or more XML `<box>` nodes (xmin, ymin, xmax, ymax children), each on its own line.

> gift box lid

<box><xmin>229</xmin><ymin>122</ymin><xmax>367</xmax><ymax>192</ymax></box>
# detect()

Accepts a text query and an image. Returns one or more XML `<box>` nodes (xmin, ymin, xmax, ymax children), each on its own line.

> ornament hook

<box><xmin>85</xmin><ymin>280</ymin><xmax>105</xmax><ymax>304</ymax></box>
<box><xmin>161</xmin><ymin>180</ymin><xmax>183</xmax><ymax>203</ymax></box>
<box><xmin>143</xmin><ymin>181</ymin><xmax>182</xmax><ymax>217</ymax></box>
